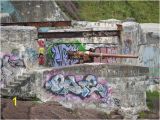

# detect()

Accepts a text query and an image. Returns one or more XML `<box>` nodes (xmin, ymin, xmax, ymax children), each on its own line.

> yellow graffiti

<box><xmin>12</xmin><ymin>97</ymin><xmax>17</xmax><ymax>106</ymax></box>
<box><xmin>38</xmin><ymin>47</ymin><xmax>45</xmax><ymax>54</ymax></box>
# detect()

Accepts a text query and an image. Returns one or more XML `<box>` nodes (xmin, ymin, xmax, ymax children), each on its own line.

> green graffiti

<box><xmin>46</xmin><ymin>40</ymin><xmax>86</xmax><ymax>59</ymax></box>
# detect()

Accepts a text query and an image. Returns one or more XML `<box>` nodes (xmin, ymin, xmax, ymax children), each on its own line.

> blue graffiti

<box><xmin>50</xmin><ymin>44</ymin><xmax>79</xmax><ymax>67</ymax></box>
<box><xmin>44</xmin><ymin>74</ymin><xmax>108</xmax><ymax>99</ymax></box>
<box><xmin>25</xmin><ymin>48</ymin><xmax>38</xmax><ymax>63</ymax></box>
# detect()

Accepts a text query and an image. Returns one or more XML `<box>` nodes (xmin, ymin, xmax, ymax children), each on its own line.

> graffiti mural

<box><xmin>1</xmin><ymin>52</ymin><xmax>26</xmax><ymax>88</ymax></box>
<box><xmin>47</xmin><ymin>44</ymin><xmax>80</xmax><ymax>67</ymax></box>
<box><xmin>44</xmin><ymin>73</ymin><xmax>114</xmax><ymax>104</ymax></box>
<box><xmin>46</xmin><ymin>40</ymin><xmax>86</xmax><ymax>67</ymax></box>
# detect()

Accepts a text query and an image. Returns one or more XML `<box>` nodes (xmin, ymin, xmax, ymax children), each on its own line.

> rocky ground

<box><xmin>1</xmin><ymin>96</ymin><xmax>159</xmax><ymax>119</ymax></box>
<box><xmin>1</xmin><ymin>98</ymin><xmax>123</xmax><ymax>119</ymax></box>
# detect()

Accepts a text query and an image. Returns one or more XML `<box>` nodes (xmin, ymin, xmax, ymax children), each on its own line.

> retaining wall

<box><xmin>32</xmin><ymin>63</ymin><xmax>149</xmax><ymax>113</ymax></box>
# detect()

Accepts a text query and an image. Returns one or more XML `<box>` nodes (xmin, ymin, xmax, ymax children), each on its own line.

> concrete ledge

<box><xmin>34</xmin><ymin>63</ymin><xmax>149</xmax><ymax>77</ymax></box>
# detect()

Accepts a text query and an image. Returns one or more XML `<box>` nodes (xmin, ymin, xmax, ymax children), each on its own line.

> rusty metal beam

<box><xmin>1</xmin><ymin>21</ymin><xmax>71</xmax><ymax>27</ymax></box>
<box><xmin>38</xmin><ymin>30</ymin><xmax>121</xmax><ymax>38</ymax></box>
<box><xmin>68</xmin><ymin>51</ymin><xmax>138</xmax><ymax>58</ymax></box>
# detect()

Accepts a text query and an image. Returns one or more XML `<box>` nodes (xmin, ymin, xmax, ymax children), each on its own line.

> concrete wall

<box><xmin>138</xmin><ymin>23</ymin><xmax>160</xmax><ymax>91</ymax></box>
<box><xmin>32</xmin><ymin>63</ymin><xmax>149</xmax><ymax>114</ymax></box>
<box><xmin>0</xmin><ymin>26</ymin><xmax>38</xmax><ymax>88</ymax></box>
<box><xmin>0</xmin><ymin>13</ymin><xmax>12</xmax><ymax>23</ymax></box>
<box><xmin>0</xmin><ymin>0</ymin><xmax>69</xmax><ymax>22</ymax></box>
<box><xmin>45</xmin><ymin>20</ymin><xmax>141</xmax><ymax>67</ymax></box>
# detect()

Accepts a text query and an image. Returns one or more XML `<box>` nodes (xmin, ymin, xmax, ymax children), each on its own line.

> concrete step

<box><xmin>18</xmin><ymin>76</ymin><xmax>28</xmax><ymax>80</ymax></box>
<box><xmin>10</xmin><ymin>81</ymin><xmax>22</xmax><ymax>86</ymax></box>
<box><xmin>6</xmin><ymin>84</ymin><xmax>17</xmax><ymax>88</ymax></box>
<box><xmin>1</xmin><ymin>88</ymin><xmax>10</xmax><ymax>94</ymax></box>
<box><xmin>23</xmin><ymin>73</ymin><xmax>32</xmax><ymax>76</ymax></box>
<box><xmin>22</xmin><ymin>74</ymin><xmax>31</xmax><ymax>77</ymax></box>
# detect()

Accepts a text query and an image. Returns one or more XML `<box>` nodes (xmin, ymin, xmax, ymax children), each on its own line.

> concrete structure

<box><xmin>139</xmin><ymin>23</ymin><xmax>160</xmax><ymax>91</ymax></box>
<box><xmin>1</xmin><ymin>64</ymin><xmax>149</xmax><ymax>118</ymax></box>
<box><xmin>1</xmin><ymin>26</ymin><xmax>38</xmax><ymax>88</ymax></box>
<box><xmin>1</xmin><ymin>20</ymin><xmax>157</xmax><ymax>118</ymax></box>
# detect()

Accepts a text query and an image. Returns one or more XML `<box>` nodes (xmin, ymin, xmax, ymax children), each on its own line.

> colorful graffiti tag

<box><xmin>47</xmin><ymin>44</ymin><xmax>79</xmax><ymax>67</ymax></box>
<box><xmin>1</xmin><ymin>52</ymin><xmax>26</xmax><ymax>88</ymax></box>
<box><xmin>46</xmin><ymin>40</ymin><xmax>86</xmax><ymax>67</ymax></box>
<box><xmin>38</xmin><ymin>39</ymin><xmax>45</xmax><ymax>65</ymax></box>
<box><xmin>44</xmin><ymin>74</ymin><xmax>113</xmax><ymax>104</ymax></box>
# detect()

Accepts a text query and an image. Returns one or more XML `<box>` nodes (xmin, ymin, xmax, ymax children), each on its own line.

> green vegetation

<box><xmin>146</xmin><ymin>90</ymin><xmax>159</xmax><ymax>110</ymax></box>
<box><xmin>75</xmin><ymin>1</ymin><xmax>159</xmax><ymax>23</ymax></box>
<box><xmin>138</xmin><ymin>91</ymin><xmax>159</xmax><ymax>118</ymax></box>
<box><xmin>139</xmin><ymin>111</ymin><xmax>147</xmax><ymax>118</ymax></box>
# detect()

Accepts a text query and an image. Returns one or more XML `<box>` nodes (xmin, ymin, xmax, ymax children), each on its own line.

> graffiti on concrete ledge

<box><xmin>44</xmin><ymin>74</ymin><xmax>114</xmax><ymax>104</ymax></box>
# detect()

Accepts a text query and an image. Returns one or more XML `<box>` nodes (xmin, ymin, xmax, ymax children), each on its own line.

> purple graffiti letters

<box><xmin>44</xmin><ymin>74</ymin><xmax>109</xmax><ymax>100</ymax></box>
<box><xmin>1</xmin><ymin>54</ymin><xmax>26</xmax><ymax>68</ymax></box>
<box><xmin>50</xmin><ymin>44</ymin><xmax>79</xmax><ymax>67</ymax></box>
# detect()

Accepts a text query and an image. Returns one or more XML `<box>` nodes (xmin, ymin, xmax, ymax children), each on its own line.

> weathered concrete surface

<box><xmin>0</xmin><ymin>1</ymin><xmax>69</xmax><ymax>22</ymax></box>
<box><xmin>0</xmin><ymin>64</ymin><xmax>149</xmax><ymax>119</ymax></box>
<box><xmin>1</xmin><ymin>26</ymin><xmax>38</xmax><ymax>68</ymax></box>
<box><xmin>139</xmin><ymin>23</ymin><xmax>160</xmax><ymax>91</ymax></box>
<box><xmin>1</xmin><ymin>26</ymin><xmax>37</xmax><ymax>48</ymax></box>
<box><xmin>0</xmin><ymin>13</ymin><xmax>12</xmax><ymax>23</ymax></box>
<box><xmin>0</xmin><ymin>26</ymin><xmax>38</xmax><ymax>88</ymax></box>
<box><xmin>23</xmin><ymin>63</ymin><xmax>149</xmax><ymax>118</ymax></box>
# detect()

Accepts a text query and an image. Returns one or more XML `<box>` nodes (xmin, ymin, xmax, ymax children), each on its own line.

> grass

<box><xmin>146</xmin><ymin>90</ymin><xmax>160</xmax><ymax>110</ymax></box>
<box><xmin>138</xmin><ymin>91</ymin><xmax>159</xmax><ymax>118</ymax></box>
<box><xmin>71</xmin><ymin>1</ymin><xmax>159</xmax><ymax>23</ymax></box>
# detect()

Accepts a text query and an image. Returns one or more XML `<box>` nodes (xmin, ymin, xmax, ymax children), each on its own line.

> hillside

<box><xmin>57</xmin><ymin>1</ymin><xmax>159</xmax><ymax>23</ymax></box>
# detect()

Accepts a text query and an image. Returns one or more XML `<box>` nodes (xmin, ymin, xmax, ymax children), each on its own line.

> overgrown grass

<box><xmin>74</xmin><ymin>1</ymin><xmax>159</xmax><ymax>23</ymax></box>
<box><xmin>146</xmin><ymin>90</ymin><xmax>159</xmax><ymax>110</ymax></box>
<box><xmin>138</xmin><ymin>91</ymin><xmax>159</xmax><ymax>118</ymax></box>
